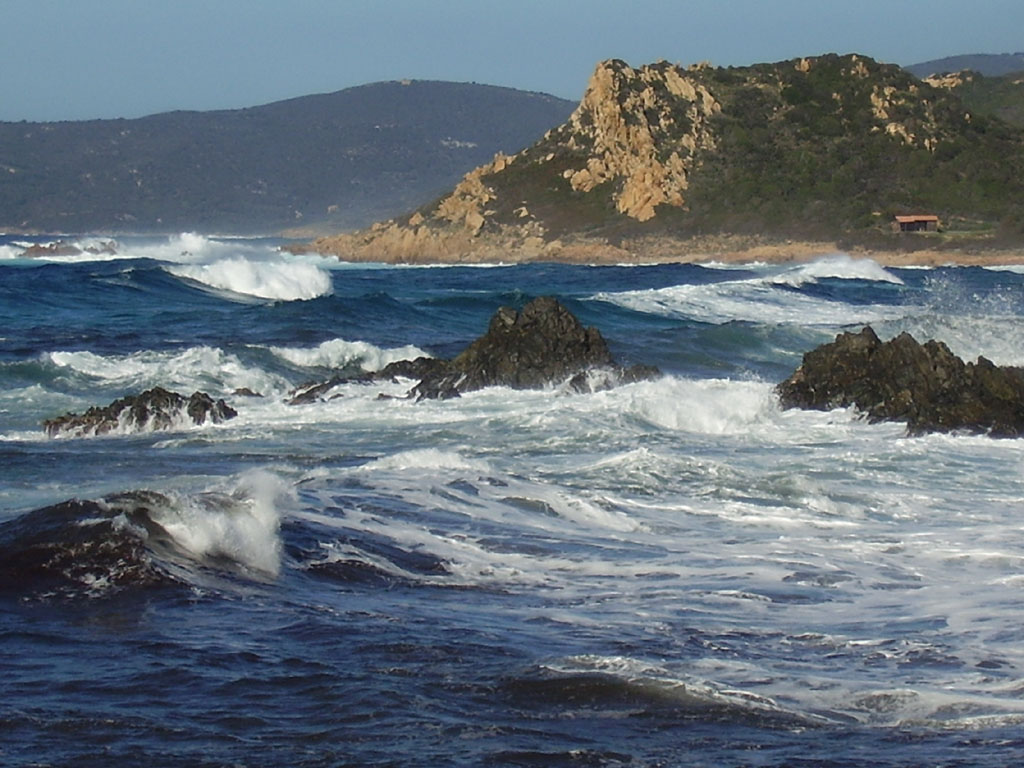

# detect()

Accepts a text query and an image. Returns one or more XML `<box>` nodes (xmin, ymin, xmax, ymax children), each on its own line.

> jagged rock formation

<box><xmin>411</xmin><ymin>296</ymin><xmax>658</xmax><ymax>399</ymax></box>
<box><xmin>289</xmin><ymin>296</ymin><xmax>659</xmax><ymax>403</ymax></box>
<box><xmin>307</xmin><ymin>54</ymin><xmax>1024</xmax><ymax>263</ymax></box>
<box><xmin>44</xmin><ymin>387</ymin><xmax>237</xmax><ymax>438</ymax></box>
<box><xmin>777</xmin><ymin>327</ymin><xmax>1024</xmax><ymax>437</ymax></box>
<box><xmin>558</xmin><ymin>59</ymin><xmax>720</xmax><ymax>221</ymax></box>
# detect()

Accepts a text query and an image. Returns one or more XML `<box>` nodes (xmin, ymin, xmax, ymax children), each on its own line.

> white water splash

<box><xmin>150</xmin><ymin>470</ymin><xmax>287</xmax><ymax>577</ymax></box>
<box><xmin>167</xmin><ymin>257</ymin><xmax>332</xmax><ymax>301</ymax></box>
<box><xmin>269</xmin><ymin>338</ymin><xmax>429</xmax><ymax>372</ymax></box>
<box><xmin>769</xmin><ymin>253</ymin><xmax>904</xmax><ymax>286</ymax></box>
<box><xmin>44</xmin><ymin>346</ymin><xmax>286</xmax><ymax>396</ymax></box>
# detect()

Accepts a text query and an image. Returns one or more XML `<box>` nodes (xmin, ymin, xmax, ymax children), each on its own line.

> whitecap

<box><xmin>593</xmin><ymin>274</ymin><xmax>905</xmax><ymax>326</ymax></box>
<box><xmin>268</xmin><ymin>338</ymin><xmax>429</xmax><ymax>372</ymax></box>
<box><xmin>166</xmin><ymin>257</ymin><xmax>332</xmax><ymax>301</ymax></box>
<box><xmin>146</xmin><ymin>469</ymin><xmax>287</xmax><ymax>577</ymax></box>
<box><xmin>593</xmin><ymin>254</ymin><xmax>907</xmax><ymax>325</ymax></box>
<box><xmin>362</xmin><ymin>448</ymin><xmax>491</xmax><ymax>474</ymax></box>
<box><xmin>43</xmin><ymin>346</ymin><xmax>287</xmax><ymax>396</ymax></box>
<box><xmin>617</xmin><ymin>376</ymin><xmax>777</xmax><ymax>435</ymax></box>
<box><xmin>770</xmin><ymin>253</ymin><xmax>905</xmax><ymax>286</ymax></box>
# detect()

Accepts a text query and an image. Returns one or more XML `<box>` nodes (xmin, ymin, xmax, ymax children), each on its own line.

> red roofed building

<box><xmin>893</xmin><ymin>214</ymin><xmax>940</xmax><ymax>232</ymax></box>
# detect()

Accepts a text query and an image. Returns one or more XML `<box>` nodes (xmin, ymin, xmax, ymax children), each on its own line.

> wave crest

<box><xmin>167</xmin><ymin>257</ymin><xmax>332</xmax><ymax>301</ymax></box>
<box><xmin>270</xmin><ymin>339</ymin><xmax>429</xmax><ymax>372</ymax></box>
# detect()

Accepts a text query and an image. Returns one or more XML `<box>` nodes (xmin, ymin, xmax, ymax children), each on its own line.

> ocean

<box><xmin>2</xmin><ymin>233</ymin><xmax>1024</xmax><ymax>767</ymax></box>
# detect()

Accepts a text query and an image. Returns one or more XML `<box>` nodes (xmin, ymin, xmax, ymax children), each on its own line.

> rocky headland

<box><xmin>303</xmin><ymin>54</ymin><xmax>1024</xmax><ymax>267</ymax></box>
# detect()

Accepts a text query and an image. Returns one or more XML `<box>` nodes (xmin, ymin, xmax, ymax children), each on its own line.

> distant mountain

<box><xmin>0</xmin><ymin>81</ymin><xmax>575</xmax><ymax>234</ymax></box>
<box><xmin>906</xmin><ymin>53</ymin><xmax>1024</xmax><ymax>78</ymax></box>
<box><xmin>309</xmin><ymin>54</ymin><xmax>1024</xmax><ymax>263</ymax></box>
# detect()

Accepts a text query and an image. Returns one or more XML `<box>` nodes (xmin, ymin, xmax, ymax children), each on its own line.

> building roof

<box><xmin>894</xmin><ymin>214</ymin><xmax>940</xmax><ymax>222</ymax></box>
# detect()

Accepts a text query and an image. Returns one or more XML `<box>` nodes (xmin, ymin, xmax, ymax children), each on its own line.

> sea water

<box><xmin>2</xmin><ymin>233</ymin><xmax>1024</xmax><ymax>766</ymax></box>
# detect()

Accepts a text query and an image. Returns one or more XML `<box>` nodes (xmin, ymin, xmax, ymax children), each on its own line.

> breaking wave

<box><xmin>166</xmin><ymin>257</ymin><xmax>333</xmax><ymax>302</ymax></box>
<box><xmin>269</xmin><ymin>338</ymin><xmax>429</xmax><ymax>372</ymax></box>
<box><xmin>0</xmin><ymin>471</ymin><xmax>287</xmax><ymax>599</ymax></box>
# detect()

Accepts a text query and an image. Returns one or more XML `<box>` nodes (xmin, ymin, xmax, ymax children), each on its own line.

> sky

<box><xmin>3</xmin><ymin>0</ymin><xmax>1022</xmax><ymax>122</ymax></box>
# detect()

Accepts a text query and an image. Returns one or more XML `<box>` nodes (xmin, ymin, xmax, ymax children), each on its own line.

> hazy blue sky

<box><xmin>3</xmin><ymin>0</ymin><xmax>1022</xmax><ymax>121</ymax></box>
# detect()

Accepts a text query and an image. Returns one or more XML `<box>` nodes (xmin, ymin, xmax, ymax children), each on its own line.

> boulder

<box><xmin>777</xmin><ymin>326</ymin><xmax>1024</xmax><ymax>436</ymax></box>
<box><xmin>412</xmin><ymin>296</ymin><xmax>659</xmax><ymax>399</ymax></box>
<box><xmin>288</xmin><ymin>297</ymin><xmax>659</xmax><ymax>403</ymax></box>
<box><xmin>44</xmin><ymin>387</ymin><xmax>237</xmax><ymax>437</ymax></box>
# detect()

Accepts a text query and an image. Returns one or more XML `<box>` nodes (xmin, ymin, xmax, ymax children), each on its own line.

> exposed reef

<box><xmin>44</xmin><ymin>387</ymin><xmax>237</xmax><ymax>438</ymax></box>
<box><xmin>289</xmin><ymin>296</ymin><xmax>659</xmax><ymax>403</ymax></box>
<box><xmin>777</xmin><ymin>326</ymin><xmax>1024</xmax><ymax>436</ymax></box>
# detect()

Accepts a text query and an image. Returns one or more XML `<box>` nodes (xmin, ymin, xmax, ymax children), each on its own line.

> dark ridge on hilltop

<box><xmin>906</xmin><ymin>53</ymin><xmax>1024</xmax><ymax>78</ymax></box>
<box><xmin>0</xmin><ymin>81</ymin><xmax>575</xmax><ymax>234</ymax></box>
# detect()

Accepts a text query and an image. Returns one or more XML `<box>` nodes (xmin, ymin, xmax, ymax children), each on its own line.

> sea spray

<box><xmin>167</xmin><ymin>257</ymin><xmax>333</xmax><ymax>301</ymax></box>
<box><xmin>149</xmin><ymin>470</ymin><xmax>288</xmax><ymax>577</ymax></box>
<box><xmin>269</xmin><ymin>338</ymin><xmax>429</xmax><ymax>372</ymax></box>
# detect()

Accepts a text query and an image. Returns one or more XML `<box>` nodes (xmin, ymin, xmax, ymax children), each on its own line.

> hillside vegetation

<box><xmin>936</xmin><ymin>71</ymin><xmax>1024</xmax><ymax>128</ymax></box>
<box><xmin>311</xmin><ymin>54</ymin><xmax>1024</xmax><ymax>262</ymax></box>
<box><xmin>0</xmin><ymin>81</ymin><xmax>574</xmax><ymax>234</ymax></box>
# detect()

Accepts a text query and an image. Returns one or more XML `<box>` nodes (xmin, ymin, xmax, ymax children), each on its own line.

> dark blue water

<box><xmin>3</xmin><ymin>235</ymin><xmax>1024</xmax><ymax>766</ymax></box>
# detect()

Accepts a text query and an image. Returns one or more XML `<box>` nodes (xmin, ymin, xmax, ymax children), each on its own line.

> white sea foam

<box><xmin>362</xmin><ymin>448</ymin><xmax>492</xmax><ymax>474</ymax></box>
<box><xmin>593</xmin><ymin>274</ymin><xmax>905</xmax><ymax>326</ymax></box>
<box><xmin>615</xmin><ymin>376</ymin><xmax>777</xmax><ymax>434</ymax></box>
<box><xmin>149</xmin><ymin>470</ymin><xmax>287</xmax><ymax>577</ymax></box>
<box><xmin>269</xmin><ymin>338</ymin><xmax>428</xmax><ymax>372</ymax></box>
<box><xmin>0</xmin><ymin>244</ymin><xmax>24</xmax><ymax>261</ymax></box>
<box><xmin>43</xmin><ymin>346</ymin><xmax>287</xmax><ymax>397</ymax></box>
<box><xmin>769</xmin><ymin>253</ymin><xmax>905</xmax><ymax>286</ymax></box>
<box><xmin>593</xmin><ymin>254</ymin><xmax>908</xmax><ymax>325</ymax></box>
<box><xmin>167</xmin><ymin>257</ymin><xmax>332</xmax><ymax>301</ymax></box>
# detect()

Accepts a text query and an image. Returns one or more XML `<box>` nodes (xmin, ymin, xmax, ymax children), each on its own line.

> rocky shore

<box><xmin>299</xmin><ymin>230</ymin><xmax>1024</xmax><ymax>268</ymax></box>
<box><xmin>778</xmin><ymin>326</ymin><xmax>1024</xmax><ymax>437</ymax></box>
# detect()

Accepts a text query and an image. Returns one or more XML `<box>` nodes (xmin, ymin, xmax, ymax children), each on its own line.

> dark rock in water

<box><xmin>289</xmin><ymin>297</ymin><xmax>659</xmax><ymax>403</ymax></box>
<box><xmin>287</xmin><ymin>356</ymin><xmax>447</xmax><ymax>405</ymax></box>
<box><xmin>0</xmin><ymin>492</ymin><xmax>182</xmax><ymax>599</ymax></box>
<box><xmin>411</xmin><ymin>296</ymin><xmax>660</xmax><ymax>400</ymax></box>
<box><xmin>777</xmin><ymin>326</ymin><xmax>1024</xmax><ymax>436</ymax></box>
<box><xmin>43</xmin><ymin>386</ymin><xmax>237</xmax><ymax>437</ymax></box>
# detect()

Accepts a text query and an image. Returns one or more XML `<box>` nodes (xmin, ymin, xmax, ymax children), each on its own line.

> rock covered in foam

<box><xmin>412</xmin><ymin>296</ymin><xmax>659</xmax><ymax>399</ymax></box>
<box><xmin>43</xmin><ymin>386</ymin><xmax>237</xmax><ymax>438</ymax></box>
<box><xmin>289</xmin><ymin>297</ymin><xmax>658</xmax><ymax>403</ymax></box>
<box><xmin>0</xmin><ymin>492</ymin><xmax>181</xmax><ymax>599</ymax></box>
<box><xmin>777</xmin><ymin>326</ymin><xmax>1024</xmax><ymax>436</ymax></box>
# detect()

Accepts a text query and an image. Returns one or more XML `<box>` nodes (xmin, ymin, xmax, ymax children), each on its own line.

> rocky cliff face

<box><xmin>308</xmin><ymin>54</ymin><xmax>1024</xmax><ymax>263</ymax></box>
<box><xmin>558</xmin><ymin>59</ymin><xmax>720</xmax><ymax>221</ymax></box>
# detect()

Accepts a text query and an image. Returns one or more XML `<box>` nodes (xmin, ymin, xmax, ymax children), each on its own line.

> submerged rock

<box><xmin>289</xmin><ymin>296</ymin><xmax>659</xmax><ymax>403</ymax></box>
<box><xmin>777</xmin><ymin>326</ymin><xmax>1024</xmax><ymax>436</ymax></box>
<box><xmin>0</xmin><ymin>492</ymin><xmax>182</xmax><ymax>599</ymax></box>
<box><xmin>44</xmin><ymin>387</ymin><xmax>237</xmax><ymax>438</ymax></box>
<box><xmin>287</xmin><ymin>356</ymin><xmax>447</xmax><ymax>405</ymax></box>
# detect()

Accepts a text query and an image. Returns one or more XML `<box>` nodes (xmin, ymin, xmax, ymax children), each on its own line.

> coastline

<box><xmin>299</xmin><ymin>229</ymin><xmax>1024</xmax><ymax>268</ymax></box>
